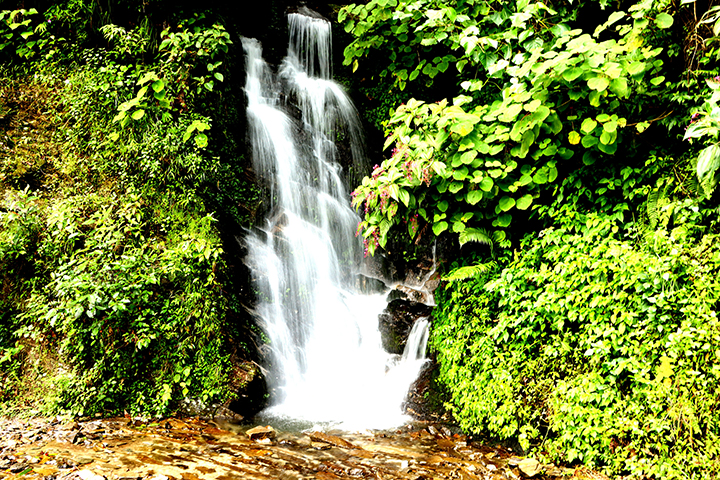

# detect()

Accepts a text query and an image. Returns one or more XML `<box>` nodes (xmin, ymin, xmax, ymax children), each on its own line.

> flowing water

<box><xmin>243</xmin><ymin>9</ymin><xmax>429</xmax><ymax>430</ymax></box>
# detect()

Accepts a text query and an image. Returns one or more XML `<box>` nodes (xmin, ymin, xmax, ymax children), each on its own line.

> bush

<box><xmin>432</xmin><ymin>211</ymin><xmax>720</xmax><ymax>478</ymax></box>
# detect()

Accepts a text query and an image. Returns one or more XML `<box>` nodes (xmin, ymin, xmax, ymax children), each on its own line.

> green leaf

<box><xmin>582</xmin><ymin>135</ymin><xmax>599</xmax><ymax>148</ymax></box>
<box><xmin>151</xmin><ymin>80</ymin><xmax>165</xmax><ymax>92</ymax></box>
<box><xmin>650</xmin><ymin>76</ymin><xmax>665</xmax><ymax>86</ymax></box>
<box><xmin>609</xmin><ymin>78</ymin><xmax>629</xmax><ymax>97</ymax></box>
<box><xmin>654</xmin><ymin>12</ymin><xmax>673</xmax><ymax>29</ymax></box>
<box><xmin>450</xmin><ymin>122</ymin><xmax>475</xmax><ymax>136</ymax></box>
<box><xmin>587</xmin><ymin>76</ymin><xmax>609</xmax><ymax>92</ymax></box>
<box><xmin>438</xmin><ymin>200</ymin><xmax>449</xmax><ymax>212</ymax></box>
<box><xmin>598</xmin><ymin>141</ymin><xmax>617</xmax><ymax>154</ymax></box>
<box><xmin>569</xmin><ymin>131</ymin><xmax>581</xmax><ymax>145</ymax></box>
<box><xmin>516</xmin><ymin>194</ymin><xmax>533</xmax><ymax>210</ymax></box>
<box><xmin>697</xmin><ymin>144</ymin><xmax>720</xmax><ymax>196</ymax></box>
<box><xmin>499</xmin><ymin>196</ymin><xmax>515</xmax><ymax>211</ymax></box>
<box><xmin>533</xmin><ymin>169</ymin><xmax>548</xmax><ymax>184</ymax></box>
<box><xmin>449</xmin><ymin>181</ymin><xmax>464</xmax><ymax>193</ymax></box>
<box><xmin>432</xmin><ymin>221</ymin><xmax>449</xmax><ymax>235</ymax></box>
<box><xmin>562</xmin><ymin>67</ymin><xmax>583</xmax><ymax>82</ymax></box>
<box><xmin>495</xmin><ymin>213</ymin><xmax>512</xmax><ymax>227</ymax></box>
<box><xmin>195</xmin><ymin>133</ymin><xmax>208</xmax><ymax>148</ymax></box>
<box><xmin>131</xmin><ymin>109</ymin><xmax>145</xmax><ymax>120</ymax></box>
<box><xmin>452</xmin><ymin>221</ymin><xmax>466</xmax><ymax>233</ymax></box>
<box><xmin>581</xmin><ymin>118</ymin><xmax>598</xmax><ymax>134</ymax></box>
<box><xmin>214</xmin><ymin>72</ymin><xmax>224</xmax><ymax>82</ymax></box>
<box><xmin>626</xmin><ymin>62</ymin><xmax>645</xmax><ymax>76</ymax></box>
<box><xmin>480</xmin><ymin>177</ymin><xmax>494</xmax><ymax>192</ymax></box>
<box><xmin>398</xmin><ymin>189</ymin><xmax>410</xmax><ymax>207</ymax></box>
<box><xmin>458</xmin><ymin>229</ymin><xmax>492</xmax><ymax>247</ymax></box>
<box><xmin>466</xmin><ymin>190</ymin><xmax>484</xmax><ymax>205</ymax></box>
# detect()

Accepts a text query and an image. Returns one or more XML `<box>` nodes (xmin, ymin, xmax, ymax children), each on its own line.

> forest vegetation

<box><xmin>0</xmin><ymin>0</ymin><xmax>719</xmax><ymax>478</ymax></box>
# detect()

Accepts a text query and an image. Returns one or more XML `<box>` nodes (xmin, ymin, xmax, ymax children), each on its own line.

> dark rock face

<box><xmin>378</xmin><ymin>299</ymin><xmax>433</xmax><ymax>354</ymax></box>
<box><xmin>225</xmin><ymin>361</ymin><xmax>268</xmax><ymax>421</ymax></box>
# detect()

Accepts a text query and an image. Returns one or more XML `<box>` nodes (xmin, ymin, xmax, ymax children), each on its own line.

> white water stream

<box><xmin>243</xmin><ymin>9</ymin><xmax>429</xmax><ymax>430</ymax></box>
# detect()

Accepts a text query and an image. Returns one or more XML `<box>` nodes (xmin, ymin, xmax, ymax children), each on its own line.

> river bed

<box><xmin>0</xmin><ymin>416</ymin><xmax>612</xmax><ymax>480</ymax></box>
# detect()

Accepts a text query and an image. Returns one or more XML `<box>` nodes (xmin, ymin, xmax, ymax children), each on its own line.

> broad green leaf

<box><xmin>453</xmin><ymin>167</ymin><xmax>469</xmax><ymax>181</ymax></box>
<box><xmin>195</xmin><ymin>133</ymin><xmax>208</xmax><ymax>148</ymax></box>
<box><xmin>650</xmin><ymin>76</ymin><xmax>665</xmax><ymax>86</ymax></box>
<box><xmin>548</xmin><ymin>166</ymin><xmax>558</xmax><ymax>182</ymax></box>
<box><xmin>449</xmin><ymin>181</ymin><xmax>464</xmax><ymax>193</ymax></box>
<box><xmin>438</xmin><ymin>200</ymin><xmax>449</xmax><ymax>212</ymax></box>
<box><xmin>581</xmin><ymin>118</ymin><xmax>598</xmax><ymax>134</ymax></box>
<box><xmin>466</xmin><ymin>190</ymin><xmax>483</xmax><ymax>205</ymax></box>
<box><xmin>533</xmin><ymin>169</ymin><xmax>548</xmax><ymax>184</ymax></box>
<box><xmin>151</xmin><ymin>80</ymin><xmax>165</xmax><ymax>92</ymax></box>
<box><xmin>597</xmin><ymin>141</ymin><xmax>617</xmax><ymax>154</ymax></box>
<box><xmin>582</xmin><ymin>135</ymin><xmax>599</xmax><ymax>148</ymax></box>
<box><xmin>495</xmin><ymin>213</ymin><xmax>512</xmax><ymax>227</ymax></box>
<box><xmin>516</xmin><ymin>194</ymin><xmax>533</xmax><ymax>210</ymax></box>
<box><xmin>609</xmin><ymin>78</ymin><xmax>629</xmax><ymax>97</ymax></box>
<box><xmin>587</xmin><ymin>76</ymin><xmax>609</xmax><ymax>92</ymax></box>
<box><xmin>450</xmin><ymin>122</ymin><xmax>474</xmax><ymax>136</ymax></box>
<box><xmin>499</xmin><ymin>196</ymin><xmax>515</xmax><ymax>211</ymax></box>
<box><xmin>398</xmin><ymin>188</ymin><xmax>410</xmax><ymax>207</ymax></box>
<box><xmin>600</xmin><ymin>130</ymin><xmax>615</xmax><ymax>145</ymax></box>
<box><xmin>583</xmin><ymin>152</ymin><xmax>596</xmax><ymax>165</ymax></box>
<box><xmin>655</xmin><ymin>12</ymin><xmax>673</xmax><ymax>29</ymax></box>
<box><xmin>452</xmin><ymin>221</ymin><xmax>466</xmax><ymax>233</ymax></box>
<box><xmin>131</xmin><ymin>109</ymin><xmax>145</xmax><ymax>120</ymax></box>
<box><xmin>498</xmin><ymin>103</ymin><xmax>523</xmax><ymax>122</ymax></box>
<box><xmin>569</xmin><ymin>131</ymin><xmax>581</xmax><ymax>145</ymax></box>
<box><xmin>697</xmin><ymin>144</ymin><xmax>720</xmax><ymax>196</ymax></box>
<box><xmin>626</xmin><ymin>62</ymin><xmax>645</xmax><ymax>75</ymax></box>
<box><xmin>562</xmin><ymin>67</ymin><xmax>583</xmax><ymax>82</ymax></box>
<box><xmin>432</xmin><ymin>221</ymin><xmax>449</xmax><ymax>236</ymax></box>
<box><xmin>480</xmin><ymin>177</ymin><xmax>494</xmax><ymax>192</ymax></box>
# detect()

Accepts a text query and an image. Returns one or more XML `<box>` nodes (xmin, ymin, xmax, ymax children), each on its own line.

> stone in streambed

<box><xmin>245</xmin><ymin>425</ymin><xmax>276</xmax><ymax>442</ymax></box>
<box><xmin>307</xmin><ymin>432</ymin><xmax>355</xmax><ymax>449</ymax></box>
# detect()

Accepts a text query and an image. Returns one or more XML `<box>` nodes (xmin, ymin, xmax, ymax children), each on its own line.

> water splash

<box><xmin>243</xmin><ymin>10</ymin><xmax>428</xmax><ymax>431</ymax></box>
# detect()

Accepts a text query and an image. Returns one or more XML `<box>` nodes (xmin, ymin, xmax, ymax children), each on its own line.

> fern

<box><xmin>444</xmin><ymin>261</ymin><xmax>497</xmax><ymax>282</ymax></box>
<box><xmin>459</xmin><ymin>227</ymin><xmax>492</xmax><ymax>247</ymax></box>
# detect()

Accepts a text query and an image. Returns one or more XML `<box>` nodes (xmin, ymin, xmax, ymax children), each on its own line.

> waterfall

<box><xmin>243</xmin><ymin>10</ymin><xmax>429</xmax><ymax>430</ymax></box>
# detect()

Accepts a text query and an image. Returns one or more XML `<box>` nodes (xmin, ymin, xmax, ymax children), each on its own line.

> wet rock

<box><xmin>224</xmin><ymin>361</ymin><xmax>268</xmax><ymax>419</ymax></box>
<box><xmin>9</xmin><ymin>463</ymin><xmax>28</xmax><ymax>473</ymax></box>
<box><xmin>354</xmin><ymin>273</ymin><xmax>387</xmax><ymax>295</ymax></box>
<box><xmin>378</xmin><ymin>299</ymin><xmax>433</xmax><ymax>354</ymax></box>
<box><xmin>308</xmin><ymin>432</ymin><xmax>356</xmax><ymax>449</ymax></box>
<box><xmin>246</xmin><ymin>425</ymin><xmax>276</xmax><ymax>442</ymax></box>
<box><xmin>212</xmin><ymin>406</ymin><xmax>244</xmax><ymax>425</ymax></box>
<box><xmin>517</xmin><ymin>458</ymin><xmax>541</xmax><ymax>477</ymax></box>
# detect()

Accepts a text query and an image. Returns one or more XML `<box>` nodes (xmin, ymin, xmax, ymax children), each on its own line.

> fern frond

<box><xmin>459</xmin><ymin>227</ymin><xmax>492</xmax><ymax>247</ymax></box>
<box><xmin>444</xmin><ymin>261</ymin><xmax>497</xmax><ymax>282</ymax></box>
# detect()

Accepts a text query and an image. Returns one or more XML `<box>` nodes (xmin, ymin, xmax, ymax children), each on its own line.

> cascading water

<box><xmin>243</xmin><ymin>9</ymin><xmax>429</xmax><ymax>430</ymax></box>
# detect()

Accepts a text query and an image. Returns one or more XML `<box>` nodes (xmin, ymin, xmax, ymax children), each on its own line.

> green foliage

<box><xmin>0</xmin><ymin>9</ymin><xmax>62</xmax><ymax>62</ymax></box>
<box><xmin>158</xmin><ymin>15</ymin><xmax>231</xmax><ymax>96</ymax></box>
<box><xmin>345</xmin><ymin>0</ymin><xmax>679</xmax><ymax>250</ymax></box>
<box><xmin>685</xmin><ymin>78</ymin><xmax>720</xmax><ymax>197</ymax></box>
<box><xmin>0</xmin><ymin>4</ymin><xmax>254</xmax><ymax>416</ymax></box>
<box><xmin>432</xmin><ymin>211</ymin><xmax>720</xmax><ymax>478</ymax></box>
<box><xmin>15</xmin><ymin>188</ymin><xmax>228</xmax><ymax>416</ymax></box>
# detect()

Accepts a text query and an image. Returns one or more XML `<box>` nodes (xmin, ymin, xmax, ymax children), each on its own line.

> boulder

<box><xmin>378</xmin><ymin>299</ymin><xmax>433</xmax><ymax>354</ymax></box>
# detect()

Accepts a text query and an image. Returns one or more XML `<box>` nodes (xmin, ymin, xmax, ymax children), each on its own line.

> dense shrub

<box><xmin>432</xmin><ymin>210</ymin><xmax>720</xmax><ymax>478</ymax></box>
